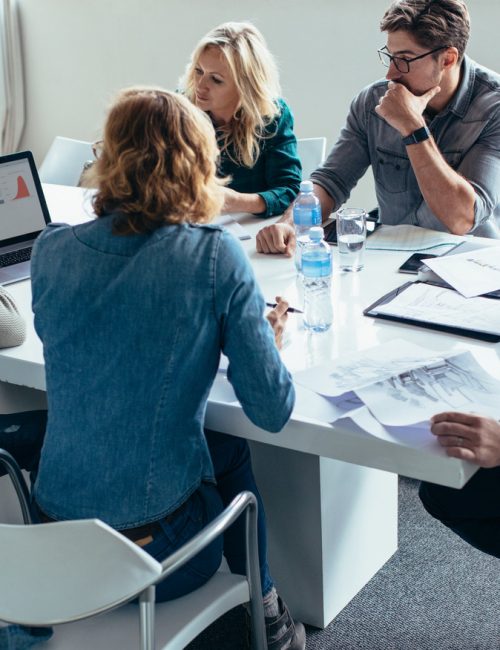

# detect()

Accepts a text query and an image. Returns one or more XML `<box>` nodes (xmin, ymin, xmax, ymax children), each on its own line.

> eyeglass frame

<box><xmin>377</xmin><ymin>45</ymin><xmax>449</xmax><ymax>74</ymax></box>
<box><xmin>92</xmin><ymin>140</ymin><xmax>103</xmax><ymax>159</ymax></box>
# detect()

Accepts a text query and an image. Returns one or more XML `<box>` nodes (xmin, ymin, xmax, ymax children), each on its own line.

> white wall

<box><xmin>16</xmin><ymin>0</ymin><xmax>500</xmax><ymax>209</ymax></box>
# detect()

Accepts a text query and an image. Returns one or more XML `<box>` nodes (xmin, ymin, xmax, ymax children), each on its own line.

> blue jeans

<box><xmin>205</xmin><ymin>429</ymin><xmax>274</xmax><ymax>597</ymax></box>
<box><xmin>142</xmin><ymin>482</ymin><xmax>224</xmax><ymax>602</ymax></box>
<box><xmin>419</xmin><ymin>467</ymin><xmax>500</xmax><ymax>558</ymax></box>
<box><xmin>144</xmin><ymin>431</ymin><xmax>274</xmax><ymax>601</ymax></box>
<box><xmin>2</xmin><ymin>413</ymin><xmax>274</xmax><ymax>601</ymax></box>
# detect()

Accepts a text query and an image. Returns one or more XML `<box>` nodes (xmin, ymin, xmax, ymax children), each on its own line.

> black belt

<box><xmin>36</xmin><ymin>503</ymin><xmax>181</xmax><ymax>545</ymax></box>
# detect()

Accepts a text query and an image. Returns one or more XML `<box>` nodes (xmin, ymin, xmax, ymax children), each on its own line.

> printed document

<box><xmin>214</xmin><ymin>213</ymin><xmax>251</xmax><ymax>240</ymax></box>
<box><xmin>366</xmin><ymin>224</ymin><xmax>463</xmax><ymax>252</ymax></box>
<box><xmin>293</xmin><ymin>341</ymin><xmax>500</xmax><ymax>448</ymax></box>
<box><xmin>293</xmin><ymin>340</ymin><xmax>446</xmax><ymax>396</ymax></box>
<box><xmin>373</xmin><ymin>283</ymin><xmax>500</xmax><ymax>336</ymax></box>
<box><xmin>424</xmin><ymin>245</ymin><xmax>500</xmax><ymax>297</ymax></box>
<box><xmin>355</xmin><ymin>351</ymin><xmax>500</xmax><ymax>426</ymax></box>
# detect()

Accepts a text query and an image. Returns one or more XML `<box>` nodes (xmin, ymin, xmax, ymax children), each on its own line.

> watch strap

<box><xmin>402</xmin><ymin>125</ymin><xmax>431</xmax><ymax>146</ymax></box>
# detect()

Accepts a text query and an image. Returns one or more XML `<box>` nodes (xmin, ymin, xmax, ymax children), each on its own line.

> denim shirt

<box><xmin>217</xmin><ymin>99</ymin><xmax>302</xmax><ymax>217</ymax></box>
<box><xmin>31</xmin><ymin>216</ymin><xmax>295</xmax><ymax>529</ymax></box>
<box><xmin>311</xmin><ymin>56</ymin><xmax>500</xmax><ymax>238</ymax></box>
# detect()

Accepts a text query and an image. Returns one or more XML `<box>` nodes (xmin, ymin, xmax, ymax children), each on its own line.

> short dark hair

<box><xmin>380</xmin><ymin>0</ymin><xmax>470</xmax><ymax>61</ymax></box>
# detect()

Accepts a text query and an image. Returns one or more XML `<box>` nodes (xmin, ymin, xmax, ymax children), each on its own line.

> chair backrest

<box><xmin>297</xmin><ymin>137</ymin><xmax>327</xmax><ymax>180</ymax></box>
<box><xmin>0</xmin><ymin>486</ymin><xmax>266</xmax><ymax>649</ymax></box>
<box><xmin>0</xmin><ymin>447</ymin><xmax>265</xmax><ymax>649</ymax></box>
<box><xmin>0</xmin><ymin>519</ymin><xmax>162</xmax><ymax>625</ymax></box>
<box><xmin>39</xmin><ymin>136</ymin><xmax>94</xmax><ymax>186</ymax></box>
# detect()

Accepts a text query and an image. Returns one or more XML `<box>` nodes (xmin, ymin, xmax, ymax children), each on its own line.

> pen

<box><xmin>266</xmin><ymin>302</ymin><xmax>303</xmax><ymax>314</ymax></box>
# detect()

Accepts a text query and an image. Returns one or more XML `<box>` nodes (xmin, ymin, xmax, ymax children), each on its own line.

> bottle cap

<box><xmin>299</xmin><ymin>180</ymin><xmax>314</xmax><ymax>193</ymax></box>
<box><xmin>308</xmin><ymin>226</ymin><xmax>324</xmax><ymax>242</ymax></box>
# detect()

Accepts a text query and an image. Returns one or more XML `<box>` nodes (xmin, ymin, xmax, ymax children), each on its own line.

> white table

<box><xmin>0</xmin><ymin>185</ymin><xmax>495</xmax><ymax>627</ymax></box>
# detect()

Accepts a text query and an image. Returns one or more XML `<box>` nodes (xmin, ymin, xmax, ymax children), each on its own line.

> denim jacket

<box><xmin>312</xmin><ymin>56</ymin><xmax>500</xmax><ymax>238</ymax></box>
<box><xmin>31</xmin><ymin>216</ymin><xmax>295</xmax><ymax>529</ymax></box>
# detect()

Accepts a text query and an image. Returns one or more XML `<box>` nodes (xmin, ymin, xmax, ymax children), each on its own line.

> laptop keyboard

<box><xmin>0</xmin><ymin>247</ymin><xmax>32</xmax><ymax>268</ymax></box>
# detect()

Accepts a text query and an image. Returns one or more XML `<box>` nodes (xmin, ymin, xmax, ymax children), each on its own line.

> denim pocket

<box><xmin>375</xmin><ymin>147</ymin><xmax>410</xmax><ymax>194</ymax></box>
<box><xmin>145</xmin><ymin>484</ymin><xmax>223</xmax><ymax>562</ymax></box>
<box><xmin>143</xmin><ymin>485</ymin><xmax>224</xmax><ymax>600</ymax></box>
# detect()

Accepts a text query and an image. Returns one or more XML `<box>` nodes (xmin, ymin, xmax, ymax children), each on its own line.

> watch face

<box><xmin>403</xmin><ymin>126</ymin><xmax>430</xmax><ymax>145</ymax></box>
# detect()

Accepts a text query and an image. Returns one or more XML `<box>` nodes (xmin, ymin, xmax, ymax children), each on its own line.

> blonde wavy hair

<box><xmin>180</xmin><ymin>22</ymin><xmax>281</xmax><ymax>168</ymax></box>
<box><xmin>89</xmin><ymin>87</ymin><xmax>226</xmax><ymax>234</ymax></box>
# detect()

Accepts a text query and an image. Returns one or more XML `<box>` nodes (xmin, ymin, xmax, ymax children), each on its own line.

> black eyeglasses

<box><xmin>377</xmin><ymin>45</ymin><xmax>449</xmax><ymax>73</ymax></box>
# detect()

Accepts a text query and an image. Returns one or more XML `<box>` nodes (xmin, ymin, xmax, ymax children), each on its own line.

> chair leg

<box><xmin>138</xmin><ymin>585</ymin><xmax>156</xmax><ymax>650</ymax></box>
<box><xmin>246</xmin><ymin>501</ymin><xmax>267</xmax><ymax>650</ymax></box>
<box><xmin>0</xmin><ymin>449</ymin><xmax>33</xmax><ymax>524</ymax></box>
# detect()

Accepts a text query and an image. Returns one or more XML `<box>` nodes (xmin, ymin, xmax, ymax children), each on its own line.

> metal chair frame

<box><xmin>0</xmin><ymin>448</ymin><xmax>266</xmax><ymax>649</ymax></box>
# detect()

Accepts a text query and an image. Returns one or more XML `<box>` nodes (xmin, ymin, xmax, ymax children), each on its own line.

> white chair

<box><xmin>297</xmin><ymin>137</ymin><xmax>327</xmax><ymax>180</ymax></box>
<box><xmin>0</xmin><ymin>449</ymin><xmax>266</xmax><ymax>650</ymax></box>
<box><xmin>39</xmin><ymin>136</ymin><xmax>94</xmax><ymax>186</ymax></box>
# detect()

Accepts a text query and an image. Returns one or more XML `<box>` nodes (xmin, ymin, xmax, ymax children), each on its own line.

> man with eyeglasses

<box><xmin>257</xmin><ymin>0</ymin><xmax>500</xmax><ymax>256</ymax></box>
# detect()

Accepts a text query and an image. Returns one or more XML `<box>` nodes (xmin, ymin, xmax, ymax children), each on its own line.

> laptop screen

<box><xmin>0</xmin><ymin>151</ymin><xmax>50</xmax><ymax>246</ymax></box>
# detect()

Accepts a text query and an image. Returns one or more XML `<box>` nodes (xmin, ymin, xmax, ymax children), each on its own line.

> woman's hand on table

<box><xmin>266</xmin><ymin>296</ymin><xmax>289</xmax><ymax>349</ymax></box>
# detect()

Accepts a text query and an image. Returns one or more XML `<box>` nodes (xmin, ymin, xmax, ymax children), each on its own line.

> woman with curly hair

<box><xmin>30</xmin><ymin>87</ymin><xmax>305</xmax><ymax>649</ymax></box>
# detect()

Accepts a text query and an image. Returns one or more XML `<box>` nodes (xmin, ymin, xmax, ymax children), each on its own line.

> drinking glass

<box><xmin>336</xmin><ymin>208</ymin><xmax>367</xmax><ymax>272</ymax></box>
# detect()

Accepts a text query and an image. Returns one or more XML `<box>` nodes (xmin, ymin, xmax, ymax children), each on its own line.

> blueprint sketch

<box><xmin>356</xmin><ymin>351</ymin><xmax>500</xmax><ymax>426</ymax></box>
<box><xmin>293</xmin><ymin>340</ymin><xmax>445</xmax><ymax>396</ymax></box>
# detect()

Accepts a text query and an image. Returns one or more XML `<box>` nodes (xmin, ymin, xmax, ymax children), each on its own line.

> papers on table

<box><xmin>366</xmin><ymin>224</ymin><xmax>464</xmax><ymax>252</ymax></box>
<box><xmin>214</xmin><ymin>213</ymin><xmax>251</xmax><ymax>240</ymax></box>
<box><xmin>424</xmin><ymin>245</ymin><xmax>500</xmax><ymax>297</ymax></box>
<box><xmin>293</xmin><ymin>340</ymin><xmax>443</xmax><ymax>396</ymax></box>
<box><xmin>42</xmin><ymin>186</ymin><xmax>252</xmax><ymax>241</ymax></box>
<box><xmin>370</xmin><ymin>282</ymin><xmax>500</xmax><ymax>338</ymax></box>
<box><xmin>293</xmin><ymin>340</ymin><xmax>500</xmax><ymax>449</ymax></box>
<box><xmin>355</xmin><ymin>350</ymin><xmax>500</xmax><ymax>426</ymax></box>
<box><xmin>366</xmin><ymin>224</ymin><xmax>464</xmax><ymax>253</ymax></box>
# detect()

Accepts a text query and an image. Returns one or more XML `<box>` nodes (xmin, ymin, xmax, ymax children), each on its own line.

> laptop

<box><xmin>0</xmin><ymin>151</ymin><xmax>51</xmax><ymax>285</ymax></box>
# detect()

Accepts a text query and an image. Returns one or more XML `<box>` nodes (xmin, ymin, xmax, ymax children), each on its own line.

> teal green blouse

<box><xmin>216</xmin><ymin>99</ymin><xmax>302</xmax><ymax>217</ymax></box>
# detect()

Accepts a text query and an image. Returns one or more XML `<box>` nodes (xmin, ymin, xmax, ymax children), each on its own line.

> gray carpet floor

<box><xmin>188</xmin><ymin>477</ymin><xmax>500</xmax><ymax>650</ymax></box>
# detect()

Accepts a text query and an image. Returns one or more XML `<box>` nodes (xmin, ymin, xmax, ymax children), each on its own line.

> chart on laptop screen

<box><xmin>0</xmin><ymin>158</ymin><xmax>46</xmax><ymax>240</ymax></box>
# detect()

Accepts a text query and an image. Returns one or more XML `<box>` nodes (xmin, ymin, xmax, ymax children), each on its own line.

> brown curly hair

<box><xmin>89</xmin><ymin>87</ymin><xmax>226</xmax><ymax>234</ymax></box>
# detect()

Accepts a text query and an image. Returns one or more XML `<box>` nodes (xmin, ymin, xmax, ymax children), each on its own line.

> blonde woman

<box><xmin>30</xmin><ymin>88</ymin><xmax>305</xmax><ymax>649</ymax></box>
<box><xmin>181</xmin><ymin>21</ymin><xmax>302</xmax><ymax>217</ymax></box>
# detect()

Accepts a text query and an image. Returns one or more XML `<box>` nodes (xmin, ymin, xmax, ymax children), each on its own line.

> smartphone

<box><xmin>324</xmin><ymin>218</ymin><xmax>380</xmax><ymax>245</ymax></box>
<box><xmin>398</xmin><ymin>252</ymin><xmax>437</xmax><ymax>274</ymax></box>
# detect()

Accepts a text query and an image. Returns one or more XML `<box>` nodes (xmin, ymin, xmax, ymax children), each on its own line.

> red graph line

<box><xmin>14</xmin><ymin>176</ymin><xmax>30</xmax><ymax>199</ymax></box>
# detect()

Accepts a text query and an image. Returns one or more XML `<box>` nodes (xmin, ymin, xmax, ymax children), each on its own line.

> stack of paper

<box><xmin>214</xmin><ymin>213</ymin><xmax>251</xmax><ymax>241</ymax></box>
<box><xmin>293</xmin><ymin>340</ymin><xmax>500</xmax><ymax>450</ymax></box>
<box><xmin>424</xmin><ymin>245</ymin><xmax>500</xmax><ymax>297</ymax></box>
<box><xmin>366</xmin><ymin>224</ymin><xmax>464</xmax><ymax>252</ymax></box>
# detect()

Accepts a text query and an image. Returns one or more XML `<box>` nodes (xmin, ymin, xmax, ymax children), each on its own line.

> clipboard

<box><xmin>364</xmin><ymin>281</ymin><xmax>500</xmax><ymax>343</ymax></box>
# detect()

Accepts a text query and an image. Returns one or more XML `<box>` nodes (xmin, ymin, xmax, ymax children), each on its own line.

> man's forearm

<box><xmin>314</xmin><ymin>184</ymin><xmax>336</xmax><ymax>222</ymax></box>
<box><xmin>406</xmin><ymin>138</ymin><xmax>476</xmax><ymax>235</ymax></box>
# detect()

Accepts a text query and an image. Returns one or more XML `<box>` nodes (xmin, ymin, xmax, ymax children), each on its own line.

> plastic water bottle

<box><xmin>302</xmin><ymin>227</ymin><xmax>333</xmax><ymax>332</ymax></box>
<box><xmin>293</xmin><ymin>180</ymin><xmax>321</xmax><ymax>272</ymax></box>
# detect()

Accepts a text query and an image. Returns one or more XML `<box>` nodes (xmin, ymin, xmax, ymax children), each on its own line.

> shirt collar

<box><xmin>444</xmin><ymin>55</ymin><xmax>475</xmax><ymax>119</ymax></box>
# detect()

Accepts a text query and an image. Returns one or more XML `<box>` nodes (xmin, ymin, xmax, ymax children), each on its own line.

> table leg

<box><xmin>249</xmin><ymin>441</ymin><xmax>398</xmax><ymax>628</ymax></box>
